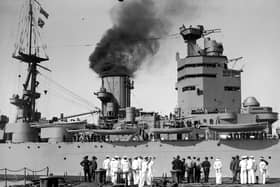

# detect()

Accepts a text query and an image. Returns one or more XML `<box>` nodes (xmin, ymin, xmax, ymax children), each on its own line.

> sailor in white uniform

<box><xmin>121</xmin><ymin>156</ymin><xmax>131</xmax><ymax>185</ymax></box>
<box><xmin>110</xmin><ymin>156</ymin><xmax>120</xmax><ymax>184</ymax></box>
<box><xmin>259</xmin><ymin>156</ymin><xmax>268</xmax><ymax>184</ymax></box>
<box><xmin>213</xmin><ymin>158</ymin><xmax>222</xmax><ymax>184</ymax></box>
<box><xmin>132</xmin><ymin>156</ymin><xmax>139</xmax><ymax>185</ymax></box>
<box><xmin>138</xmin><ymin>156</ymin><xmax>143</xmax><ymax>184</ymax></box>
<box><xmin>139</xmin><ymin>156</ymin><xmax>149</xmax><ymax>187</ymax></box>
<box><xmin>239</xmin><ymin>156</ymin><xmax>248</xmax><ymax>184</ymax></box>
<box><xmin>247</xmin><ymin>156</ymin><xmax>256</xmax><ymax>184</ymax></box>
<box><xmin>102</xmin><ymin>155</ymin><xmax>111</xmax><ymax>182</ymax></box>
<box><xmin>146</xmin><ymin>156</ymin><xmax>155</xmax><ymax>186</ymax></box>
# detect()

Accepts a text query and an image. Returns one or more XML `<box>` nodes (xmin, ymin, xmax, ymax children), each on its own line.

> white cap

<box><xmin>249</xmin><ymin>156</ymin><xmax>254</xmax><ymax>158</ymax></box>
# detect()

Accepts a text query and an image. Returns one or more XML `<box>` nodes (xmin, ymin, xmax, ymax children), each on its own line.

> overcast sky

<box><xmin>0</xmin><ymin>0</ymin><xmax>280</xmax><ymax>125</ymax></box>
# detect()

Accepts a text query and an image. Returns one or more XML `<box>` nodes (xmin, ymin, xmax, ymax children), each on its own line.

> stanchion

<box><xmin>24</xmin><ymin>167</ymin><xmax>26</xmax><ymax>186</ymax></box>
<box><xmin>4</xmin><ymin>168</ymin><xmax>7</xmax><ymax>187</ymax></box>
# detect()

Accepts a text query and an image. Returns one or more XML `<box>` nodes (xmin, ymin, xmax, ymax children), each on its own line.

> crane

<box><xmin>227</xmin><ymin>56</ymin><xmax>243</xmax><ymax>68</ymax></box>
<box><xmin>202</xmin><ymin>29</ymin><xmax>221</xmax><ymax>37</ymax></box>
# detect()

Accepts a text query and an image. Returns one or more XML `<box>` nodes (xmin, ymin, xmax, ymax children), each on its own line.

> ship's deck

<box><xmin>73</xmin><ymin>178</ymin><xmax>280</xmax><ymax>187</ymax></box>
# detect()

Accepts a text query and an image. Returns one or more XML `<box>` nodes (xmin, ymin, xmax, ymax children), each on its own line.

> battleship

<box><xmin>1</xmin><ymin>0</ymin><xmax>280</xmax><ymax>179</ymax></box>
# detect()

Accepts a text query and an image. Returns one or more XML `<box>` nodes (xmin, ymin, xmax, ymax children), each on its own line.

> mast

<box><xmin>11</xmin><ymin>0</ymin><xmax>49</xmax><ymax>122</ymax></box>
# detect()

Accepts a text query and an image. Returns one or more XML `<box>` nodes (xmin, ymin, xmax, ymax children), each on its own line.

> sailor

<box><xmin>259</xmin><ymin>156</ymin><xmax>268</xmax><ymax>184</ymax></box>
<box><xmin>191</xmin><ymin>157</ymin><xmax>197</xmax><ymax>183</ymax></box>
<box><xmin>213</xmin><ymin>158</ymin><xmax>222</xmax><ymax>184</ymax></box>
<box><xmin>185</xmin><ymin>156</ymin><xmax>192</xmax><ymax>183</ymax></box>
<box><xmin>195</xmin><ymin>157</ymin><xmax>201</xmax><ymax>183</ymax></box>
<box><xmin>80</xmin><ymin>156</ymin><xmax>91</xmax><ymax>182</ymax></box>
<box><xmin>181</xmin><ymin>158</ymin><xmax>186</xmax><ymax>180</ymax></box>
<box><xmin>233</xmin><ymin>155</ymin><xmax>240</xmax><ymax>183</ymax></box>
<box><xmin>247</xmin><ymin>156</ymin><xmax>256</xmax><ymax>184</ymax></box>
<box><xmin>229</xmin><ymin>157</ymin><xmax>235</xmax><ymax>183</ymax></box>
<box><xmin>90</xmin><ymin>156</ymin><xmax>98</xmax><ymax>182</ymax></box>
<box><xmin>132</xmin><ymin>156</ymin><xmax>139</xmax><ymax>185</ymax></box>
<box><xmin>110</xmin><ymin>156</ymin><xmax>120</xmax><ymax>185</ymax></box>
<box><xmin>172</xmin><ymin>155</ymin><xmax>182</xmax><ymax>183</ymax></box>
<box><xmin>201</xmin><ymin>157</ymin><xmax>211</xmax><ymax>183</ymax></box>
<box><xmin>239</xmin><ymin>156</ymin><xmax>248</xmax><ymax>184</ymax></box>
<box><xmin>146</xmin><ymin>156</ymin><xmax>155</xmax><ymax>186</ymax></box>
<box><xmin>121</xmin><ymin>156</ymin><xmax>131</xmax><ymax>185</ymax></box>
<box><xmin>139</xmin><ymin>156</ymin><xmax>149</xmax><ymax>187</ymax></box>
<box><xmin>103</xmin><ymin>155</ymin><xmax>111</xmax><ymax>183</ymax></box>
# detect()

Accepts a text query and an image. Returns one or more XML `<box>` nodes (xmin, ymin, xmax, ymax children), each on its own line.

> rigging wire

<box><xmin>45</xmin><ymin>88</ymin><xmax>93</xmax><ymax>111</ymax></box>
<box><xmin>45</xmin><ymin>32</ymin><xmax>181</xmax><ymax>48</ymax></box>
<box><xmin>39</xmin><ymin>72</ymin><xmax>98</xmax><ymax>110</ymax></box>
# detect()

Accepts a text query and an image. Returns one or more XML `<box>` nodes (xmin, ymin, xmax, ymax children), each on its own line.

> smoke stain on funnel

<box><xmin>89</xmin><ymin>0</ymin><xmax>169</xmax><ymax>77</ymax></box>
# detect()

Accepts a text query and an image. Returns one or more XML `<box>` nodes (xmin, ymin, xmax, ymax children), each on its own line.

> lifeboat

<box><xmin>68</xmin><ymin>128</ymin><xmax>139</xmax><ymax>135</ymax></box>
<box><xmin>208</xmin><ymin>122</ymin><xmax>268</xmax><ymax>132</ymax></box>
<box><xmin>150</xmin><ymin>127</ymin><xmax>192</xmax><ymax>134</ymax></box>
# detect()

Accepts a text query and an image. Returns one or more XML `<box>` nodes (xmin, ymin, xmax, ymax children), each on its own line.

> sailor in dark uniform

<box><xmin>80</xmin><ymin>155</ymin><xmax>91</xmax><ymax>182</ymax></box>
<box><xmin>90</xmin><ymin>156</ymin><xmax>98</xmax><ymax>182</ymax></box>
<box><xmin>201</xmin><ymin>157</ymin><xmax>211</xmax><ymax>183</ymax></box>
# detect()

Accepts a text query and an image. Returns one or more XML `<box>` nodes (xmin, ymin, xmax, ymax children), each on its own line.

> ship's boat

<box><xmin>68</xmin><ymin>128</ymin><xmax>139</xmax><ymax>135</ymax></box>
<box><xmin>208</xmin><ymin>122</ymin><xmax>268</xmax><ymax>132</ymax></box>
<box><xmin>150</xmin><ymin>127</ymin><xmax>192</xmax><ymax>134</ymax></box>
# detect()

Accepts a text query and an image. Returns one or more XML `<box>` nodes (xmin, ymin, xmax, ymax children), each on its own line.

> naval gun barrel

<box><xmin>59</xmin><ymin>111</ymin><xmax>99</xmax><ymax>121</ymax></box>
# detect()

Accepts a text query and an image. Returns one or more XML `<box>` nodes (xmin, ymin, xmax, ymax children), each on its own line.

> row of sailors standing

<box><xmin>230</xmin><ymin>155</ymin><xmax>268</xmax><ymax>185</ymax></box>
<box><xmin>103</xmin><ymin>155</ymin><xmax>155</xmax><ymax>187</ymax></box>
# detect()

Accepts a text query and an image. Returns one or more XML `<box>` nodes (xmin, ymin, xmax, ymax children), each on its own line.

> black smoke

<box><xmin>89</xmin><ymin>0</ymin><xmax>198</xmax><ymax>77</ymax></box>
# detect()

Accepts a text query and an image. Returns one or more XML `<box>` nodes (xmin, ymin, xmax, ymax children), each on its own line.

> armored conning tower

<box><xmin>176</xmin><ymin>25</ymin><xmax>242</xmax><ymax>117</ymax></box>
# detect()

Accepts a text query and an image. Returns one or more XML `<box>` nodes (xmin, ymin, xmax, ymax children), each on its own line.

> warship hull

<box><xmin>0</xmin><ymin>140</ymin><xmax>279</xmax><ymax>177</ymax></box>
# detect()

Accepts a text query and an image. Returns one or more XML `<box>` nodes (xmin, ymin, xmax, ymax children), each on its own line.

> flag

<box><xmin>40</xmin><ymin>7</ymin><xmax>49</xmax><ymax>19</ymax></box>
<box><xmin>38</xmin><ymin>17</ymin><xmax>45</xmax><ymax>28</ymax></box>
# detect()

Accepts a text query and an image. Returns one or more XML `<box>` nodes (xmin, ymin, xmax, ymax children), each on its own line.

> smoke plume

<box><xmin>89</xmin><ymin>0</ymin><xmax>197</xmax><ymax>77</ymax></box>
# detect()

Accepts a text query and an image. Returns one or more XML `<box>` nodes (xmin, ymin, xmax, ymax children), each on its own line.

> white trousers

<box><xmin>111</xmin><ymin>171</ymin><xmax>117</xmax><ymax>184</ymax></box>
<box><xmin>240</xmin><ymin>169</ymin><xmax>247</xmax><ymax>184</ymax></box>
<box><xmin>105</xmin><ymin>169</ymin><xmax>110</xmax><ymax>181</ymax></box>
<box><xmin>248</xmin><ymin>169</ymin><xmax>255</xmax><ymax>184</ymax></box>
<box><xmin>260</xmin><ymin>170</ymin><xmax>266</xmax><ymax>184</ymax></box>
<box><xmin>139</xmin><ymin>171</ymin><xmax>147</xmax><ymax>187</ymax></box>
<box><xmin>215</xmin><ymin>171</ymin><xmax>222</xmax><ymax>184</ymax></box>
<box><xmin>133</xmin><ymin>170</ymin><xmax>139</xmax><ymax>185</ymax></box>
<box><xmin>146</xmin><ymin>171</ymin><xmax>152</xmax><ymax>185</ymax></box>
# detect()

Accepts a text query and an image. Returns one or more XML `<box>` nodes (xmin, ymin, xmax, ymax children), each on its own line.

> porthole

<box><xmin>77</xmin><ymin>145</ymin><xmax>80</xmax><ymax>148</ymax></box>
<box><xmin>64</xmin><ymin>157</ymin><xmax>67</xmax><ymax>160</ymax></box>
<box><xmin>37</xmin><ymin>146</ymin><xmax>40</xmax><ymax>149</ymax></box>
<box><xmin>27</xmin><ymin>146</ymin><xmax>30</xmax><ymax>149</ymax></box>
<box><xmin>58</xmin><ymin>145</ymin><xmax>61</xmax><ymax>149</ymax></box>
<box><xmin>100</xmin><ymin>145</ymin><xmax>103</xmax><ymax>148</ymax></box>
<box><xmin>94</xmin><ymin>145</ymin><xmax>98</xmax><ymax>148</ymax></box>
<box><xmin>268</xmin><ymin>156</ymin><xmax>271</xmax><ymax>159</ymax></box>
<box><xmin>145</xmin><ymin>145</ymin><xmax>148</xmax><ymax>147</ymax></box>
<box><xmin>8</xmin><ymin>146</ymin><xmax>11</xmax><ymax>149</ymax></box>
<box><xmin>210</xmin><ymin>156</ymin><xmax>213</xmax><ymax>160</ymax></box>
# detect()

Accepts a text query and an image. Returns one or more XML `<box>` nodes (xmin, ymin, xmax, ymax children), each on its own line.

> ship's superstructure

<box><xmin>176</xmin><ymin>25</ymin><xmax>241</xmax><ymax>116</ymax></box>
<box><xmin>175</xmin><ymin>25</ymin><xmax>277</xmax><ymax>135</ymax></box>
<box><xmin>96</xmin><ymin>75</ymin><xmax>134</xmax><ymax>119</ymax></box>
<box><xmin>1</xmin><ymin>1</ymin><xmax>280</xmax><ymax>178</ymax></box>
